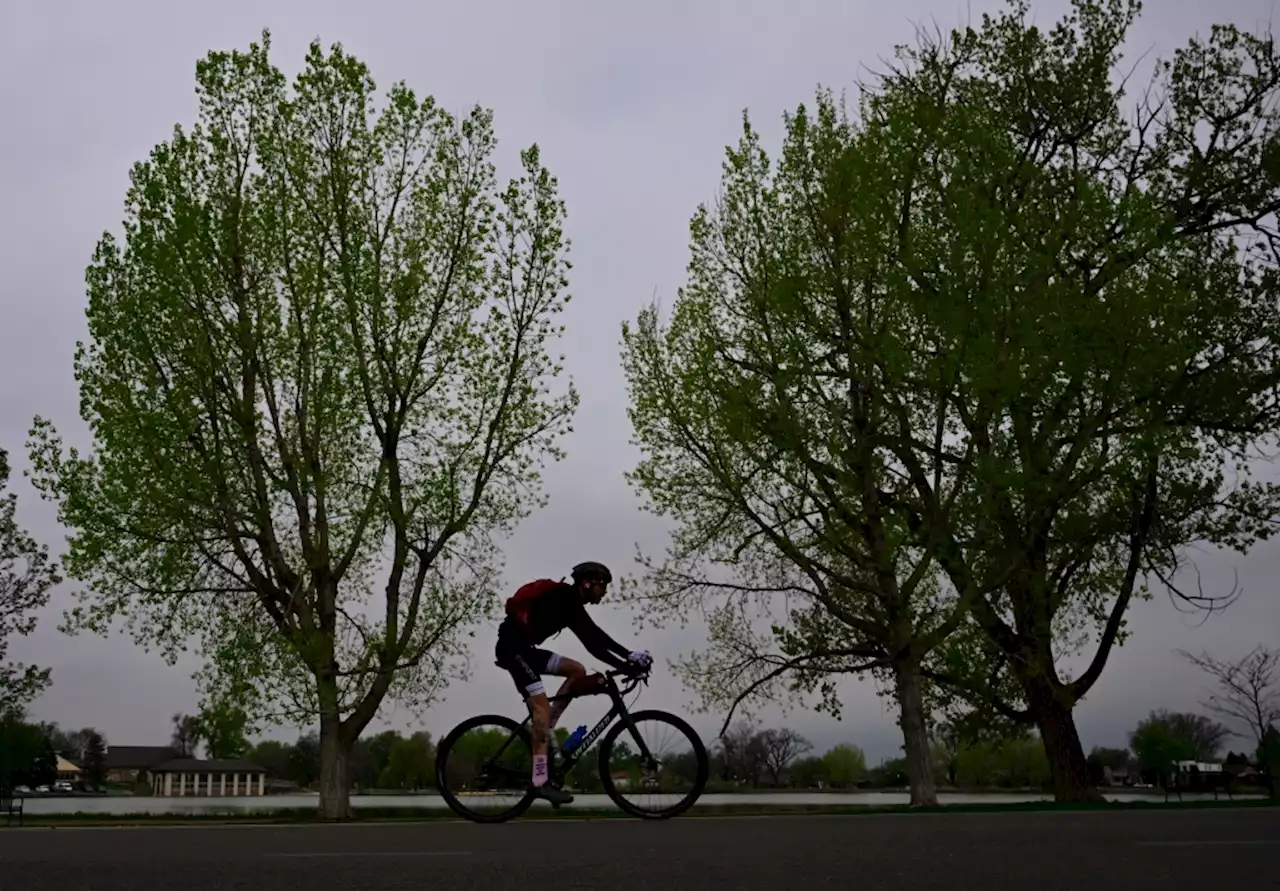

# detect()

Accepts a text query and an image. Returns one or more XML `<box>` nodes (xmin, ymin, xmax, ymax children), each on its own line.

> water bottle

<box><xmin>562</xmin><ymin>725</ymin><xmax>588</xmax><ymax>753</ymax></box>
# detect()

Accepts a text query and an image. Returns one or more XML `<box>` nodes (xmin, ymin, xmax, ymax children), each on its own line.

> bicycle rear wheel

<box><xmin>435</xmin><ymin>714</ymin><xmax>536</xmax><ymax>823</ymax></box>
<box><xmin>598</xmin><ymin>709</ymin><xmax>708</xmax><ymax>819</ymax></box>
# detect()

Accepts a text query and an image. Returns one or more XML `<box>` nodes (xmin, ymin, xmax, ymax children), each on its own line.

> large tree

<box><xmin>620</xmin><ymin>84</ymin><xmax>977</xmax><ymax>807</ymax></box>
<box><xmin>627</xmin><ymin>0</ymin><xmax>1280</xmax><ymax>805</ymax></box>
<box><xmin>0</xmin><ymin>448</ymin><xmax>61</xmax><ymax>716</ymax></box>
<box><xmin>27</xmin><ymin>33</ymin><xmax>576</xmax><ymax>818</ymax></box>
<box><xmin>842</xmin><ymin>0</ymin><xmax>1280</xmax><ymax>801</ymax></box>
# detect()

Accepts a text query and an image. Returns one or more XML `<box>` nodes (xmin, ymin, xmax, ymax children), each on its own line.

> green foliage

<box><xmin>622</xmin><ymin>0</ymin><xmax>1280</xmax><ymax>809</ymax></box>
<box><xmin>380</xmin><ymin>731</ymin><xmax>434</xmax><ymax>790</ymax></box>
<box><xmin>350</xmin><ymin>729</ymin><xmax>400</xmax><ymax>789</ymax></box>
<box><xmin>1088</xmin><ymin>747</ymin><xmax>1131</xmax><ymax>770</ymax></box>
<box><xmin>607</xmin><ymin>738</ymin><xmax>636</xmax><ymax>772</ymax></box>
<box><xmin>196</xmin><ymin>698</ymin><xmax>251</xmax><ymax>760</ymax></box>
<box><xmin>244</xmin><ymin>739</ymin><xmax>294</xmax><ymax>782</ymax></box>
<box><xmin>170</xmin><ymin>713</ymin><xmax>201</xmax><ymax>758</ymax></box>
<box><xmin>25</xmin><ymin>32</ymin><xmax>577</xmax><ymax>804</ymax></box>
<box><xmin>34</xmin><ymin>737</ymin><xmax>56</xmax><ymax>788</ymax></box>
<box><xmin>822</xmin><ymin>743</ymin><xmax>868</xmax><ymax>788</ymax></box>
<box><xmin>924</xmin><ymin>625</ymin><xmax>1034</xmax><ymax>744</ymax></box>
<box><xmin>0</xmin><ymin>449</ymin><xmax>62</xmax><ymax>716</ymax></box>
<box><xmin>930</xmin><ymin>715</ymin><xmax>1030</xmax><ymax>785</ymax></box>
<box><xmin>788</xmin><ymin>755</ymin><xmax>828</xmax><ymax>788</ymax></box>
<box><xmin>837</xmin><ymin>0</ymin><xmax>1280</xmax><ymax>797</ymax></box>
<box><xmin>952</xmin><ymin>736</ymin><xmax>1051</xmax><ymax>789</ymax></box>
<box><xmin>83</xmin><ymin>730</ymin><xmax>107</xmax><ymax>790</ymax></box>
<box><xmin>618</xmin><ymin>19</ymin><xmax>981</xmax><ymax>807</ymax></box>
<box><xmin>436</xmin><ymin>725</ymin><xmax>527</xmax><ymax>793</ymax></box>
<box><xmin>869</xmin><ymin>757</ymin><xmax>909</xmax><ymax>787</ymax></box>
<box><xmin>0</xmin><ymin>713</ymin><xmax>56</xmax><ymax>789</ymax></box>
<box><xmin>1129</xmin><ymin>710</ymin><xmax>1230</xmax><ymax>776</ymax></box>
<box><xmin>619</xmin><ymin>68</ymin><xmax>963</xmax><ymax>731</ymax></box>
<box><xmin>289</xmin><ymin>733</ymin><xmax>322</xmax><ymax>788</ymax></box>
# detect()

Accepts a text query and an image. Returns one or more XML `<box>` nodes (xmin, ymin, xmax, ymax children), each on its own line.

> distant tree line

<box><xmin>242</xmin><ymin>729</ymin><xmax>438</xmax><ymax>792</ymax></box>
<box><xmin>5</xmin><ymin>704</ymin><xmax>1279</xmax><ymax>798</ymax></box>
<box><xmin>707</xmin><ymin>720</ymin><xmax>1053</xmax><ymax>791</ymax></box>
<box><xmin>709</xmin><ymin>708</ymin><xmax>1280</xmax><ymax>794</ymax></box>
<box><xmin>1089</xmin><ymin>709</ymin><xmax>1280</xmax><ymax>794</ymax></box>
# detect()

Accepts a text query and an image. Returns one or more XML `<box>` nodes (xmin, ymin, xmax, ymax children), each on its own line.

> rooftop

<box><xmin>103</xmin><ymin>746</ymin><xmax>177</xmax><ymax>770</ymax></box>
<box><xmin>150</xmin><ymin>758</ymin><xmax>266</xmax><ymax>774</ymax></box>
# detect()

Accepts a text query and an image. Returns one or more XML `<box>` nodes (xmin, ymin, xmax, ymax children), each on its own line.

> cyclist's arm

<box><xmin>567</xmin><ymin>609</ymin><xmax>631</xmax><ymax>670</ymax></box>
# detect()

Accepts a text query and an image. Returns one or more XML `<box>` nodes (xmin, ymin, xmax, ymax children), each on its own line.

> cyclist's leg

<box><xmin>495</xmin><ymin>636</ymin><xmax>573</xmax><ymax>803</ymax></box>
<box><xmin>496</xmin><ymin>634</ymin><xmax>551</xmax><ymax>758</ymax></box>
<box><xmin>504</xmin><ymin>649</ymin><xmax>560</xmax><ymax>786</ymax></box>
<box><xmin>543</xmin><ymin>653</ymin><xmax>592</xmax><ymax>730</ymax></box>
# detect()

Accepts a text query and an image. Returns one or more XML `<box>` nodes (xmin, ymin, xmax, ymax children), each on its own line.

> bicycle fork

<box><xmin>614</xmin><ymin>708</ymin><xmax>661</xmax><ymax>784</ymax></box>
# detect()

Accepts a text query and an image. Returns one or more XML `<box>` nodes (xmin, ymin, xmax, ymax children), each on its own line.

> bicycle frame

<box><xmin>482</xmin><ymin>668</ymin><xmax>654</xmax><ymax>785</ymax></box>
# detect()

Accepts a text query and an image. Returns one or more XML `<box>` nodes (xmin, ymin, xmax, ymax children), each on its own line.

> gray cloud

<box><xmin>2</xmin><ymin>0</ymin><xmax>1276</xmax><ymax>762</ymax></box>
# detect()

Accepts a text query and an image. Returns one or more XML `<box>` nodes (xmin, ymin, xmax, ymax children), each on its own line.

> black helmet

<box><xmin>571</xmin><ymin>561</ymin><xmax>612</xmax><ymax>584</ymax></box>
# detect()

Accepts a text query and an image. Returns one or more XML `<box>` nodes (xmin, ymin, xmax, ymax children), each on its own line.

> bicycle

<box><xmin>435</xmin><ymin>665</ymin><xmax>709</xmax><ymax>823</ymax></box>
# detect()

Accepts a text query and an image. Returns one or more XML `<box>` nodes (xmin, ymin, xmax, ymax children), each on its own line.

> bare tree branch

<box><xmin>1178</xmin><ymin>645</ymin><xmax>1280</xmax><ymax>745</ymax></box>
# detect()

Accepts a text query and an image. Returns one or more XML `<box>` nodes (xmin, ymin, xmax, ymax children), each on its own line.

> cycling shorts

<box><xmin>495</xmin><ymin>625</ymin><xmax>564</xmax><ymax>698</ymax></box>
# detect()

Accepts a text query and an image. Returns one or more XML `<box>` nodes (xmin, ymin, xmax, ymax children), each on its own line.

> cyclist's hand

<box><xmin>627</xmin><ymin>650</ymin><xmax>653</xmax><ymax>673</ymax></box>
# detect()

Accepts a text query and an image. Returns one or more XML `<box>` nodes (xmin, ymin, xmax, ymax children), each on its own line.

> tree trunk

<box><xmin>318</xmin><ymin>715</ymin><xmax>353</xmax><ymax>821</ymax></box>
<box><xmin>893</xmin><ymin>658</ymin><xmax>939</xmax><ymax>807</ymax></box>
<box><xmin>1025</xmin><ymin>680</ymin><xmax>1103</xmax><ymax>803</ymax></box>
<box><xmin>316</xmin><ymin>653</ymin><xmax>352</xmax><ymax>821</ymax></box>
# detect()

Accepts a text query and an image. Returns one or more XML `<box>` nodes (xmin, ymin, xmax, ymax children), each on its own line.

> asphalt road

<box><xmin>2</xmin><ymin>808</ymin><xmax>1277</xmax><ymax>891</ymax></box>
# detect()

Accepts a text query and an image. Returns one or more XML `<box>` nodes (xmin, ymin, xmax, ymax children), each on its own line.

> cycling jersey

<box><xmin>495</xmin><ymin>582</ymin><xmax>631</xmax><ymax>697</ymax></box>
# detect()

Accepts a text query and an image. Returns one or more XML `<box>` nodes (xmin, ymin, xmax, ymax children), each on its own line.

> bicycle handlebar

<box><xmin>604</xmin><ymin>664</ymin><xmax>652</xmax><ymax>694</ymax></box>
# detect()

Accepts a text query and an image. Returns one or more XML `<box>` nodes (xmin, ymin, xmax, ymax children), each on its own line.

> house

<box><xmin>103</xmin><ymin>746</ymin><xmax>177</xmax><ymax>784</ymax></box>
<box><xmin>1173</xmin><ymin>760</ymin><xmax>1224</xmax><ymax>774</ymax></box>
<box><xmin>1102</xmin><ymin>765</ymin><xmax>1131</xmax><ymax>786</ymax></box>
<box><xmin>54</xmin><ymin>755</ymin><xmax>82</xmax><ymax>784</ymax></box>
<box><xmin>146</xmin><ymin>758</ymin><xmax>268</xmax><ymax>797</ymax></box>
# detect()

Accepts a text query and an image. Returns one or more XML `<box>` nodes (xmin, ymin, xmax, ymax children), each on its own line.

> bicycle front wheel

<box><xmin>435</xmin><ymin>714</ymin><xmax>536</xmax><ymax>823</ymax></box>
<box><xmin>597</xmin><ymin>709</ymin><xmax>709</xmax><ymax>819</ymax></box>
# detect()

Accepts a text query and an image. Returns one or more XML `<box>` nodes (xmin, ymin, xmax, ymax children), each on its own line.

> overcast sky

<box><xmin>2</xmin><ymin>0</ymin><xmax>1278</xmax><ymax>763</ymax></box>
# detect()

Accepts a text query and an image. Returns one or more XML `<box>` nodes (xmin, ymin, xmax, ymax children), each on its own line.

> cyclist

<box><xmin>494</xmin><ymin>561</ymin><xmax>652</xmax><ymax>805</ymax></box>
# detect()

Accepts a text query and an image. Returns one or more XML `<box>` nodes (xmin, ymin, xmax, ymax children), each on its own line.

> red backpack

<box><xmin>505</xmin><ymin>578</ymin><xmax>563</xmax><ymax>627</ymax></box>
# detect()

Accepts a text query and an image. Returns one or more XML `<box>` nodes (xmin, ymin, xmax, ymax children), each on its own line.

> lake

<box><xmin>18</xmin><ymin>789</ymin><xmax>1257</xmax><ymax>816</ymax></box>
